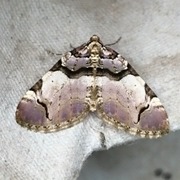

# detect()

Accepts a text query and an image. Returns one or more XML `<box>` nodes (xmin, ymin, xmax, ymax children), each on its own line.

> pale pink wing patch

<box><xmin>16</xmin><ymin>71</ymin><xmax>90</xmax><ymax>132</ymax></box>
<box><xmin>96</xmin><ymin>75</ymin><xmax>169</xmax><ymax>138</ymax></box>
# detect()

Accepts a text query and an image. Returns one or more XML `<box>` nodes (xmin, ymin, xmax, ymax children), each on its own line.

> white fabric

<box><xmin>0</xmin><ymin>0</ymin><xmax>179</xmax><ymax>180</ymax></box>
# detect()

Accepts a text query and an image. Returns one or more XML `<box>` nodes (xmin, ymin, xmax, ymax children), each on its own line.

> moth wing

<box><xmin>96</xmin><ymin>63</ymin><xmax>169</xmax><ymax>138</ymax></box>
<box><xmin>16</xmin><ymin>62</ymin><xmax>90</xmax><ymax>132</ymax></box>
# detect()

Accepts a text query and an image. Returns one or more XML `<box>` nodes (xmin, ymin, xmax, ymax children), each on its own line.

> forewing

<box><xmin>96</xmin><ymin>64</ymin><xmax>169</xmax><ymax>138</ymax></box>
<box><xmin>16</xmin><ymin>66</ymin><xmax>90</xmax><ymax>132</ymax></box>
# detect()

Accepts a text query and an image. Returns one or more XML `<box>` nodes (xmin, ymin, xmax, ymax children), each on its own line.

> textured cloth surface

<box><xmin>0</xmin><ymin>0</ymin><xmax>179</xmax><ymax>180</ymax></box>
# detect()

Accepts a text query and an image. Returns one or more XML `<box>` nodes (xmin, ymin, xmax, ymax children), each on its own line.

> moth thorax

<box><xmin>89</xmin><ymin>44</ymin><xmax>101</xmax><ymax>68</ymax></box>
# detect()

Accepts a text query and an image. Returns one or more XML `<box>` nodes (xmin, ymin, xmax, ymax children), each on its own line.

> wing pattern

<box><xmin>16</xmin><ymin>35</ymin><xmax>169</xmax><ymax>138</ymax></box>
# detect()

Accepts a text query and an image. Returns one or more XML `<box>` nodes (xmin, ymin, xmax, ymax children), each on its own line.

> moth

<box><xmin>16</xmin><ymin>35</ymin><xmax>169</xmax><ymax>138</ymax></box>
